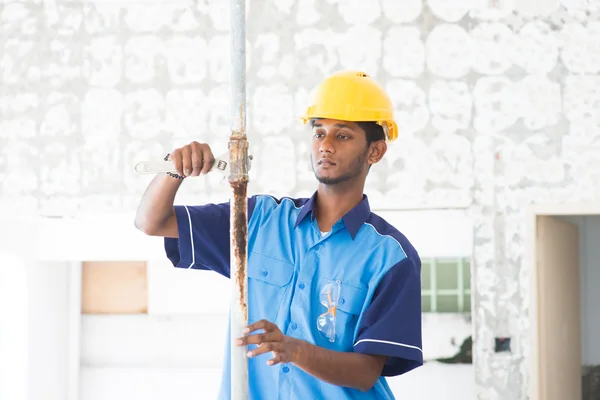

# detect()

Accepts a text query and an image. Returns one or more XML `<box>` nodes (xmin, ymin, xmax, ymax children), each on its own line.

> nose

<box><xmin>319</xmin><ymin>134</ymin><xmax>335</xmax><ymax>154</ymax></box>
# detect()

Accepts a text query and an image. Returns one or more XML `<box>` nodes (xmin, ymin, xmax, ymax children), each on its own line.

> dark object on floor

<box><xmin>436</xmin><ymin>336</ymin><xmax>472</xmax><ymax>364</ymax></box>
<box><xmin>582</xmin><ymin>365</ymin><xmax>600</xmax><ymax>400</ymax></box>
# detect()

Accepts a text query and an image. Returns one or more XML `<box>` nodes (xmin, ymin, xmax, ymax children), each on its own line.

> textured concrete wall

<box><xmin>2</xmin><ymin>1</ymin><xmax>600</xmax><ymax>399</ymax></box>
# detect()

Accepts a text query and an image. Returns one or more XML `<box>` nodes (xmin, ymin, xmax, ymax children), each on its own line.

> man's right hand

<box><xmin>169</xmin><ymin>141</ymin><xmax>216</xmax><ymax>178</ymax></box>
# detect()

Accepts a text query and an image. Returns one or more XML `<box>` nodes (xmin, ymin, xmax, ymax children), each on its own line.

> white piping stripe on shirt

<box><xmin>183</xmin><ymin>205</ymin><xmax>195</xmax><ymax>269</ymax></box>
<box><xmin>354</xmin><ymin>339</ymin><xmax>423</xmax><ymax>354</ymax></box>
<box><xmin>362</xmin><ymin>222</ymin><xmax>407</xmax><ymax>258</ymax></box>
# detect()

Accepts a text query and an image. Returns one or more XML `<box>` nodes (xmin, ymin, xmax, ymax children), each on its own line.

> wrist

<box><xmin>289</xmin><ymin>337</ymin><xmax>309</xmax><ymax>365</ymax></box>
<box><xmin>164</xmin><ymin>153</ymin><xmax>185</xmax><ymax>180</ymax></box>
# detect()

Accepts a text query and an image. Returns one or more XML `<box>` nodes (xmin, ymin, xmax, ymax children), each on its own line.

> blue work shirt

<box><xmin>165</xmin><ymin>192</ymin><xmax>423</xmax><ymax>399</ymax></box>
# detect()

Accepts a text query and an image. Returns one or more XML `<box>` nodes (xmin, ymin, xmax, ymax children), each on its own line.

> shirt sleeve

<box><xmin>164</xmin><ymin>196</ymin><xmax>257</xmax><ymax>278</ymax></box>
<box><xmin>353</xmin><ymin>257</ymin><xmax>423</xmax><ymax>376</ymax></box>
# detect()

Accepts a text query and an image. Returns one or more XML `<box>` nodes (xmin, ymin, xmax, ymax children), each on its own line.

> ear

<box><xmin>367</xmin><ymin>141</ymin><xmax>387</xmax><ymax>166</ymax></box>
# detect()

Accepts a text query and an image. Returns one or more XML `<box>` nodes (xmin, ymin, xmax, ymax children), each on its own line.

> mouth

<box><xmin>318</xmin><ymin>159</ymin><xmax>336</xmax><ymax>166</ymax></box>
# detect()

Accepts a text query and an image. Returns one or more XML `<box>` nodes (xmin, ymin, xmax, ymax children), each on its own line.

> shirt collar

<box><xmin>294</xmin><ymin>191</ymin><xmax>371</xmax><ymax>240</ymax></box>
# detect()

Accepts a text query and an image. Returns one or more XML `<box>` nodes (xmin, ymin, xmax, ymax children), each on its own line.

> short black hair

<box><xmin>356</xmin><ymin>122</ymin><xmax>385</xmax><ymax>147</ymax></box>
<box><xmin>309</xmin><ymin>119</ymin><xmax>385</xmax><ymax>147</ymax></box>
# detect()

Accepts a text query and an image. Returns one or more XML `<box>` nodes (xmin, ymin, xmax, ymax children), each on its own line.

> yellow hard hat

<box><xmin>300</xmin><ymin>70</ymin><xmax>398</xmax><ymax>142</ymax></box>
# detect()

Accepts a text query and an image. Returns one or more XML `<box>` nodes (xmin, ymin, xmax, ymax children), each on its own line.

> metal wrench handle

<box><xmin>134</xmin><ymin>152</ymin><xmax>251</xmax><ymax>175</ymax></box>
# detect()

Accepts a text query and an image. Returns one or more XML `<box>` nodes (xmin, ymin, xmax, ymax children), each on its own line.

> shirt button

<box><xmin>291</xmin><ymin>323</ymin><xmax>297</xmax><ymax>330</ymax></box>
<box><xmin>282</xmin><ymin>366</ymin><xmax>290</xmax><ymax>373</ymax></box>
<box><xmin>262</xmin><ymin>270</ymin><xmax>268</xmax><ymax>277</ymax></box>
<box><xmin>339</xmin><ymin>298</ymin><xmax>345</xmax><ymax>305</ymax></box>
<box><xmin>298</xmin><ymin>283</ymin><xmax>305</xmax><ymax>290</ymax></box>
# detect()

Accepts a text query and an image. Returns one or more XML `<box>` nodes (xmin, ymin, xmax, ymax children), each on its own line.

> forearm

<box><xmin>134</xmin><ymin>173</ymin><xmax>183</xmax><ymax>236</ymax></box>
<box><xmin>291</xmin><ymin>339</ymin><xmax>385</xmax><ymax>392</ymax></box>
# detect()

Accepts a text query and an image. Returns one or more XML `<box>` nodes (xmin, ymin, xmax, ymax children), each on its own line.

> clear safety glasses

<box><xmin>317</xmin><ymin>280</ymin><xmax>341</xmax><ymax>342</ymax></box>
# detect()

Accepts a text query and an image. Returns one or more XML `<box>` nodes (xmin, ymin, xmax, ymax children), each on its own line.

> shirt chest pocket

<box><xmin>336</xmin><ymin>283</ymin><xmax>368</xmax><ymax>316</ymax></box>
<box><xmin>247</xmin><ymin>252</ymin><xmax>294</xmax><ymax>324</ymax></box>
<box><xmin>319</xmin><ymin>279</ymin><xmax>369</xmax><ymax>350</ymax></box>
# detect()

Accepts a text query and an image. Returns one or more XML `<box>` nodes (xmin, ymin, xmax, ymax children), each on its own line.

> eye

<box><xmin>337</xmin><ymin>132</ymin><xmax>351</xmax><ymax>140</ymax></box>
<box><xmin>313</xmin><ymin>129</ymin><xmax>326</xmax><ymax>138</ymax></box>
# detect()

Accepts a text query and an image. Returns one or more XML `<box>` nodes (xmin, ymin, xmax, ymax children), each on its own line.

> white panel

<box><xmin>26</xmin><ymin>262</ymin><xmax>70</xmax><ymax>400</ymax></box>
<box><xmin>66</xmin><ymin>263</ymin><xmax>82</xmax><ymax>400</ymax></box>
<box><xmin>0</xmin><ymin>210</ymin><xmax>471</xmax><ymax>261</ymax></box>
<box><xmin>80</xmin><ymin>367</ymin><xmax>222</xmax><ymax>400</ymax></box>
<box><xmin>147</xmin><ymin>259</ymin><xmax>231</xmax><ymax>315</ymax></box>
<box><xmin>146</xmin><ymin>210</ymin><xmax>472</xmax><ymax>315</ymax></box>
<box><xmin>387</xmin><ymin>362</ymin><xmax>475</xmax><ymax>399</ymax></box>
<box><xmin>80</xmin><ymin>314</ymin><xmax>228</xmax><ymax>368</ymax></box>
<box><xmin>79</xmin><ymin>364</ymin><xmax>474</xmax><ymax>400</ymax></box>
<box><xmin>0</xmin><ymin>253</ymin><xmax>29</xmax><ymax>400</ymax></box>
<box><xmin>376</xmin><ymin>209</ymin><xmax>472</xmax><ymax>257</ymax></box>
<box><xmin>0</xmin><ymin>214</ymin><xmax>166</xmax><ymax>262</ymax></box>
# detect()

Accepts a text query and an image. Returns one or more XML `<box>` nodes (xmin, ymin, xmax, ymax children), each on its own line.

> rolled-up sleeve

<box><xmin>353</xmin><ymin>257</ymin><xmax>423</xmax><ymax>376</ymax></box>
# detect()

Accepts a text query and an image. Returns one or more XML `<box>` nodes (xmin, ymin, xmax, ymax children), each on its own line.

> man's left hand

<box><xmin>236</xmin><ymin>319</ymin><xmax>301</xmax><ymax>366</ymax></box>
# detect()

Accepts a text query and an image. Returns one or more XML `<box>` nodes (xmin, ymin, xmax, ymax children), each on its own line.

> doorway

<box><xmin>530</xmin><ymin>206</ymin><xmax>600</xmax><ymax>400</ymax></box>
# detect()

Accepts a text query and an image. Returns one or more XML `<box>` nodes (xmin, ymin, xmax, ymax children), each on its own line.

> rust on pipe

<box><xmin>228</xmin><ymin>132</ymin><xmax>249</xmax><ymax>319</ymax></box>
<box><xmin>231</xmin><ymin>181</ymin><xmax>248</xmax><ymax>318</ymax></box>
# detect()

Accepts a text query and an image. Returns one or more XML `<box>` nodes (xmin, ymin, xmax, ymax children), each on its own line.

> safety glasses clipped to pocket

<box><xmin>317</xmin><ymin>280</ymin><xmax>341</xmax><ymax>342</ymax></box>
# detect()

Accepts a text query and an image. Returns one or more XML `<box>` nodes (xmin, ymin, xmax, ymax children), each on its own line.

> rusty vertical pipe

<box><xmin>229</xmin><ymin>0</ymin><xmax>249</xmax><ymax>399</ymax></box>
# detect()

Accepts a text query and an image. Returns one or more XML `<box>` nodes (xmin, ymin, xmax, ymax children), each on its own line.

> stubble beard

<box><xmin>311</xmin><ymin>148</ymin><xmax>368</xmax><ymax>186</ymax></box>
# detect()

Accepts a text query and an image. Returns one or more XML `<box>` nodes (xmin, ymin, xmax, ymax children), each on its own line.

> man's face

<box><xmin>310</xmin><ymin>119</ymin><xmax>370</xmax><ymax>186</ymax></box>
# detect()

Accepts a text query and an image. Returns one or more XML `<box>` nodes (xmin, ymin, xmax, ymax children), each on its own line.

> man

<box><xmin>135</xmin><ymin>70</ymin><xmax>423</xmax><ymax>399</ymax></box>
